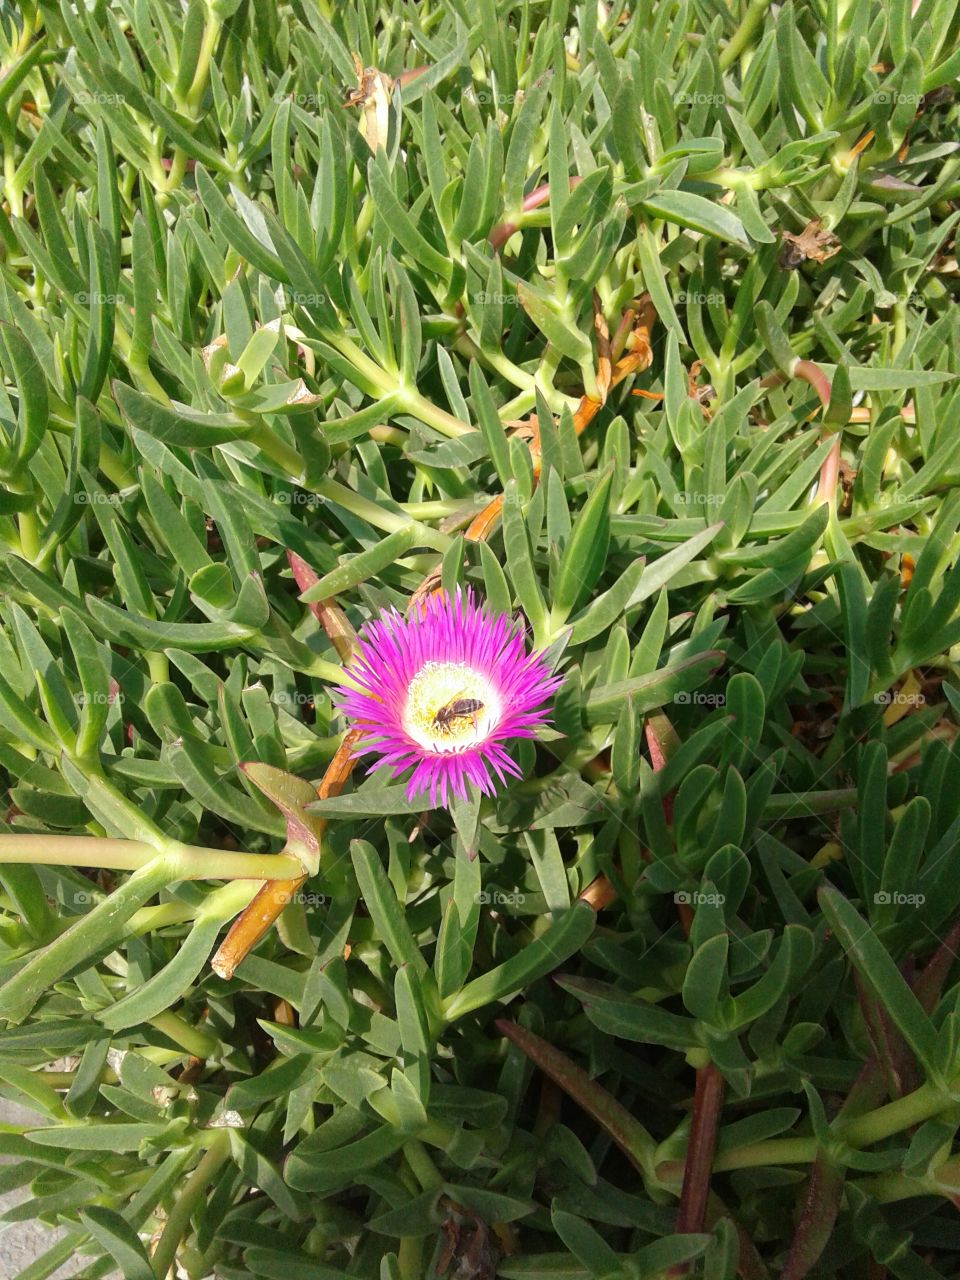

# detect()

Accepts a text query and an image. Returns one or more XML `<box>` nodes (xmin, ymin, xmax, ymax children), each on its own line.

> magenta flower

<box><xmin>334</xmin><ymin>589</ymin><xmax>563</xmax><ymax>807</ymax></box>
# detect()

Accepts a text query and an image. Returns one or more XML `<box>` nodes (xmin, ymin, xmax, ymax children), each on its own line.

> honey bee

<box><xmin>433</xmin><ymin>697</ymin><xmax>484</xmax><ymax>735</ymax></box>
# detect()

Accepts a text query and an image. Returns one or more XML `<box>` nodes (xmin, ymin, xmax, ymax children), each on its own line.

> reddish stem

<box><xmin>488</xmin><ymin>176</ymin><xmax>583</xmax><ymax>251</ymax></box>
<box><xmin>673</xmin><ymin>1064</ymin><xmax>725</xmax><ymax>1250</ymax></box>
<box><xmin>781</xmin><ymin>925</ymin><xmax>960</xmax><ymax>1280</ymax></box>
<box><xmin>781</xmin><ymin>1157</ymin><xmax>846</xmax><ymax>1280</ymax></box>
<box><xmin>495</xmin><ymin>1019</ymin><xmax>649</xmax><ymax>1173</ymax></box>
<box><xmin>287</xmin><ymin>550</ymin><xmax>358</xmax><ymax>662</ymax></box>
<box><xmin>793</xmin><ymin>359</ymin><xmax>831</xmax><ymax>409</ymax></box>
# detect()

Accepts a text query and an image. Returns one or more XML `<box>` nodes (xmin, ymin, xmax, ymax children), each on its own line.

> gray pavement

<box><xmin>0</xmin><ymin>1099</ymin><xmax>92</xmax><ymax>1280</ymax></box>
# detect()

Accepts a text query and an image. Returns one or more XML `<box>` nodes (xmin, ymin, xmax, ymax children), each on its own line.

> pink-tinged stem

<box><xmin>789</xmin><ymin>360</ymin><xmax>840</xmax><ymax>505</ymax></box>
<box><xmin>781</xmin><ymin>926</ymin><xmax>960</xmax><ymax>1280</ymax></box>
<box><xmin>495</xmin><ymin>1019</ymin><xmax>652</xmax><ymax>1171</ymax></box>
<box><xmin>488</xmin><ymin>176</ymin><xmax>583</xmax><ymax>251</ymax></box>
<box><xmin>857</xmin><ymin>974</ymin><xmax>917</xmax><ymax>1100</ymax></box>
<box><xmin>644</xmin><ymin>712</ymin><xmax>679</xmax><ymax>827</ymax></box>
<box><xmin>288</xmin><ymin>550</ymin><xmax>358</xmax><ymax>662</ymax></box>
<box><xmin>793</xmin><ymin>360</ymin><xmax>831</xmax><ymax>408</ymax></box>
<box><xmin>672</xmin><ymin>1063</ymin><xmax>725</xmax><ymax>1270</ymax></box>
<box><xmin>781</xmin><ymin>1157</ymin><xmax>847</xmax><ymax>1280</ymax></box>
<box><xmin>816</xmin><ymin>438</ymin><xmax>842</xmax><ymax>504</ymax></box>
<box><xmin>706</xmin><ymin>1193</ymin><xmax>771</xmax><ymax>1280</ymax></box>
<box><xmin>913</xmin><ymin>921</ymin><xmax>960</xmax><ymax>1013</ymax></box>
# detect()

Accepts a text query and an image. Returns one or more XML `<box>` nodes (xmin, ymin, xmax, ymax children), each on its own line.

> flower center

<box><xmin>402</xmin><ymin>661</ymin><xmax>500</xmax><ymax>753</ymax></box>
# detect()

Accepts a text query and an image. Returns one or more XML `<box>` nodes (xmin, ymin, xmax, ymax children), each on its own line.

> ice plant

<box><xmin>3</xmin><ymin>2</ymin><xmax>960</xmax><ymax>1276</ymax></box>
<box><xmin>334</xmin><ymin>589</ymin><xmax>562</xmax><ymax>806</ymax></box>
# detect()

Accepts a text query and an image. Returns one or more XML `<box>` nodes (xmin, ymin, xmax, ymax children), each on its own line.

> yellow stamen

<box><xmin>403</xmin><ymin>661</ymin><xmax>500</xmax><ymax>753</ymax></box>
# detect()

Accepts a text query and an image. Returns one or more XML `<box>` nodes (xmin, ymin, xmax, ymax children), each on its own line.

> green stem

<box><xmin>454</xmin><ymin>333</ymin><xmax>536</xmax><ymax>395</ymax></box>
<box><xmin>18</xmin><ymin>508</ymin><xmax>40</xmax><ymax>561</ymax></box>
<box><xmin>246</xmin><ymin>421</ymin><xmax>305</xmax><ymax>481</ymax></box>
<box><xmin>840</xmin><ymin>1081</ymin><xmax>945</xmax><ymax>1147</ymax></box>
<box><xmin>856</xmin><ymin>1170</ymin><xmax>931</xmax><ymax>1204</ymax></box>
<box><xmin>147</xmin><ymin>651</ymin><xmax>169</xmax><ymax>686</ymax></box>
<box><xmin>326</xmin><ymin>333</ymin><xmax>396</xmax><ymax>397</ymax></box>
<box><xmin>712</xmin><ymin>1136</ymin><xmax>817</xmax><ymax>1172</ymax></box>
<box><xmin>719</xmin><ymin>0</ymin><xmax>773</xmax><ymax>70</ymax></box>
<box><xmin>158</xmin><ymin>148</ymin><xmax>188</xmax><ymax>193</ymax></box>
<box><xmin>714</xmin><ymin>1082</ymin><xmax>952</xmax><ymax>1175</ymax></box>
<box><xmin>147</xmin><ymin>1010</ymin><xmax>217</xmax><ymax>1059</ymax></box>
<box><xmin>315</xmin><ymin>478</ymin><xmax>451</xmax><ymax>551</ymax></box>
<box><xmin>36</xmin><ymin>1067</ymin><xmax>119</xmax><ymax>1089</ymax></box>
<box><xmin>498</xmin><ymin>387</ymin><xmax>539</xmax><ymax>420</ymax></box>
<box><xmin>403</xmin><ymin>1138</ymin><xmax>444</xmax><ymax>1190</ymax></box>
<box><xmin>400</xmin><ymin>387</ymin><xmax>473</xmax><ymax>439</ymax></box>
<box><xmin>124</xmin><ymin>881</ymin><xmax>259</xmax><ymax>940</ymax></box>
<box><xmin>0</xmin><ymin>856</ymin><xmax>174</xmax><ymax>1024</ymax></box>
<box><xmin>150</xmin><ymin>1132</ymin><xmax>230</xmax><ymax>1279</ymax></box>
<box><xmin>760</xmin><ymin>789</ymin><xmax>859</xmax><ymax>820</ymax></box>
<box><xmin>399</xmin><ymin>498</ymin><xmax>486</xmax><ymax>519</ymax></box>
<box><xmin>321</xmin><ymin>332</ymin><xmax>472</xmax><ymax>440</ymax></box>
<box><xmin>0</xmin><ymin>835</ymin><xmax>305</xmax><ymax>881</ymax></box>
<box><xmin>397</xmin><ymin>1235</ymin><xmax>424</xmax><ymax>1280</ymax></box>
<box><xmin>184</xmin><ymin>16</ymin><xmax>221</xmax><ymax>115</ymax></box>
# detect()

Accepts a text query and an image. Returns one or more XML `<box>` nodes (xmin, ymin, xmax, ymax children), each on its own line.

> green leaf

<box><xmin>683</xmin><ymin>933</ymin><xmax>729</xmax><ymax>1023</ymax></box>
<box><xmin>79</xmin><ymin>1207</ymin><xmax>154</xmax><ymax>1280</ymax></box>
<box><xmin>351</xmin><ymin>840</ymin><xmax>427</xmax><ymax>978</ymax></box>
<box><xmin>97</xmin><ymin>915</ymin><xmax>223</xmax><ymax>1031</ymax></box>
<box><xmin>584</xmin><ymin>651</ymin><xmax>725</xmax><ymax>726</ymax></box>
<box><xmin>369</xmin><ymin>154</ymin><xmax>451</xmax><ymax>280</ymax></box>
<box><xmin>632</xmin><ymin>524</ymin><xmax>724</xmax><ymax>602</ymax></box>
<box><xmin>502</xmin><ymin>479</ymin><xmax>548</xmax><ymax>638</ymax></box>
<box><xmin>300</xmin><ymin>526</ymin><xmax>422</xmax><ymax>600</ymax></box>
<box><xmin>114</xmin><ymin>382</ymin><xmax>256</xmax><ymax>447</ymax></box>
<box><xmin>0</xmin><ymin>321</ymin><xmax>48</xmax><ymax>474</ymax></box>
<box><xmin>443</xmin><ymin>902</ymin><xmax>596</xmax><ymax>1020</ymax></box>
<box><xmin>516</xmin><ymin>283</ymin><xmax>594</xmax><ymax>366</ymax></box>
<box><xmin>26</xmin><ymin>1123</ymin><xmax>168</xmax><ymax>1151</ymax></box>
<box><xmin>558</xmin><ymin>976</ymin><xmax>701</xmax><ymax>1049</ymax></box>
<box><xmin>641</xmin><ymin>190</ymin><xmax>750</xmax><ymax>248</ymax></box>
<box><xmin>552</xmin><ymin>469</ymin><xmax>613</xmax><ymax>623</ymax></box>
<box><xmin>818</xmin><ymin>885</ymin><xmax>939</xmax><ymax>1076</ymax></box>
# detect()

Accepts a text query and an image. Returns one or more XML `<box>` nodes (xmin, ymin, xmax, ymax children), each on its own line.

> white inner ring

<box><xmin>402</xmin><ymin>661</ymin><xmax>501</xmax><ymax>753</ymax></box>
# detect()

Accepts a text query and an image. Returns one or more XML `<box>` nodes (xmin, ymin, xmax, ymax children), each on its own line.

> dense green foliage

<box><xmin>0</xmin><ymin>0</ymin><xmax>959</xmax><ymax>1277</ymax></box>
